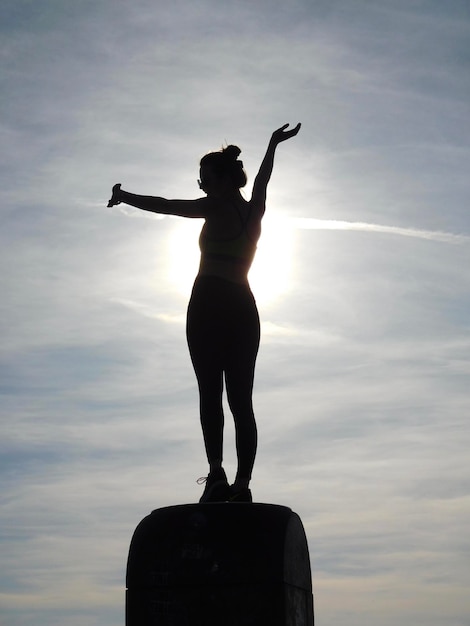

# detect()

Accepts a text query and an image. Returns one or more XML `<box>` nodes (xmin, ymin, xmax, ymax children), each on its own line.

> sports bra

<box><xmin>199</xmin><ymin>202</ymin><xmax>258</xmax><ymax>268</ymax></box>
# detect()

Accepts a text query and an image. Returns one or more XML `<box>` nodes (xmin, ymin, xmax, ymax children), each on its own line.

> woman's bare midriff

<box><xmin>197</xmin><ymin>257</ymin><xmax>251</xmax><ymax>285</ymax></box>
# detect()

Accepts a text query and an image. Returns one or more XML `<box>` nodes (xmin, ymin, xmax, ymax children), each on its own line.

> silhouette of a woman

<box><xmin>108</xmin><ymin>123</ymin><xmax>301</xmax><ymax>502</ymax></box>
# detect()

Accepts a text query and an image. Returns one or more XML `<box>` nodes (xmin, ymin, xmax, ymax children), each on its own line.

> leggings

<box><xmin>186</xmin><ymin>275</ymin><xmax>260</xmax><ymax>481</ymax></box>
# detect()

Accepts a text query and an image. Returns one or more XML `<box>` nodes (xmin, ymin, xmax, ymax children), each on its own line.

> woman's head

<box><xmin>199</xmin><ymin>145</ymin><xmax>247</xmax><ymax>194</ymax></box>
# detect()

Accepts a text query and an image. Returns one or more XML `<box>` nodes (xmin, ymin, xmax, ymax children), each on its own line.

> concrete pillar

<box><xmin>126</xmin><ymin>503</ymin><xmax>314</xmax><ymax>625</ymax></box>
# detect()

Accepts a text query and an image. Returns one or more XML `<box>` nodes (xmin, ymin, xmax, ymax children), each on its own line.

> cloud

<box><xmin>291</xmin><ymin>217</ymin><xmax>470</xmax><ymax>243</ymax></box>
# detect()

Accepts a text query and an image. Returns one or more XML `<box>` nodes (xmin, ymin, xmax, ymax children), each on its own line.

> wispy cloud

<box><xmin>292</xmin><ymin>217</ymin><xmax>470</xmax><ymax>243</ymax></box>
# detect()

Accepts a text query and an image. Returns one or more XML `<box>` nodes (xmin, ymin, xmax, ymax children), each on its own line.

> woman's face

<box><xmin>198</xmin><ymin>165</ymin><xmax>217</xmax><ymax>194</ymax></box>
<box><xmin>199</xmin><ymin>165</ymin><xmax>232</xmax><ymax>198</ymax></box>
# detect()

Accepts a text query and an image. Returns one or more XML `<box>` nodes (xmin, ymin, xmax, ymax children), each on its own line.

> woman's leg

<box><xmin>225</xmin><ymin>364</ymin><xmax>258</xmax><ymax>485</ymax></box>
<box><xmin>225</xmin><ymin>289</ymin><xmax>260</xmax><ymax>487</ymax></box>
<box><xmin>186</xmin><ymin>278</ymin><xmax>225</xmax><ymax>469</ymax></box>
<box><xmin>194</xmin><ymin>363</ymin><xmax>225</xmax><ymax>468</ymax></box>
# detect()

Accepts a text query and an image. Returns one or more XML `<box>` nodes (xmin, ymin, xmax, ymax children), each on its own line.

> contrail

<box><xmin>291</xmin><ymin>218</ymin><xmax>469</xmax><ymax>244</ymax></box>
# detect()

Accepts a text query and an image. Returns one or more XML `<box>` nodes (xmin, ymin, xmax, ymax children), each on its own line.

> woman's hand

<box><xmin>270</xmin><ymin>123</ymin><xmax>301</xmax><ymax>145</ymax></box>
<box><xmin>107</xmin><ymin>183</ymin><xmax>122</xmax><ymax>207</ymax></box>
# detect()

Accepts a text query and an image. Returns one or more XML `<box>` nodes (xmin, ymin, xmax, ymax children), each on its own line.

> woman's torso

<box><xmin>197</xmin><ymin>198</ymin><xmax>262</xmax><ymax>284</ymax></box>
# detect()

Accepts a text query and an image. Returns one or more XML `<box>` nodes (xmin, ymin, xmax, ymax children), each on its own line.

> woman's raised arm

<box><xmin>251</xmin><ymin>123</ymin><xmax>301</xmax><ymax>212</ymax></box>
<box><xmin>107</xmin><ymin>184</ymin><xmax>210</xmax><ymax>218</ymax></box>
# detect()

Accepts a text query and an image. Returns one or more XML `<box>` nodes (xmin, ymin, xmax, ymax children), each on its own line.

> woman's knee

<box><xmin>226</xmin><ymin>388</ymin><xmax>254</xmax><ymax>418</ymax></box>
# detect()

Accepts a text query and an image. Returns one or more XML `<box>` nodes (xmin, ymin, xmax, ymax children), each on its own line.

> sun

<box><xmin>166</xmin><ymin>215</ymin><xmax>293</xmax><ymax>305</ymax></box>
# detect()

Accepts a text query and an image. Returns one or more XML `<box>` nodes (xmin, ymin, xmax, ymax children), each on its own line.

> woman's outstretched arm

<box><xmin>251</xmin><ymin>123</ymin><xmax>301</xmax><ymax>212</ymax></box>
<box><xmin>107</xmin><ymin>184</ymin><xmax>210</xmax><ymax>218</ymax></box>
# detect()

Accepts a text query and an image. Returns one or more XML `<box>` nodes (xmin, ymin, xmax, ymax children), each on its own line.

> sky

<box><xmin>1</xmin><ymin>0</ymin><xmax>470</xmax><ymax>624</ymax></box>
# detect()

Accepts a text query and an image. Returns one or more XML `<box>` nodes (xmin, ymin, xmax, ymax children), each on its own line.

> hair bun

<box><xmin>222</xmin><ymin>145</ymin><xmax>241</xmax><ymax>161</ymax></box>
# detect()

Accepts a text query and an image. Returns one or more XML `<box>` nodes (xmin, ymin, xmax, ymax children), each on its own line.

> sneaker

<box><xmin>228</xmin><ymin>486</ymin><xmax>253</xmax><ymax>503</ymax></box>
<box><xmin>197</xmin><ymin>468</ymin><xmax>230</xmax><ymax>503</ymax></box>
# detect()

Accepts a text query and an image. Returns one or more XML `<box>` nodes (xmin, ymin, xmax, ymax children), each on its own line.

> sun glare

<box><xmin>249</xmin><ymin>216</ymin><xmax>294</xmax><ymax>305</ymax></box>
<box><xmin>166</xmin><ymin>216</ymin><xmax>294</xmax><ymax>305</ymax></box>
